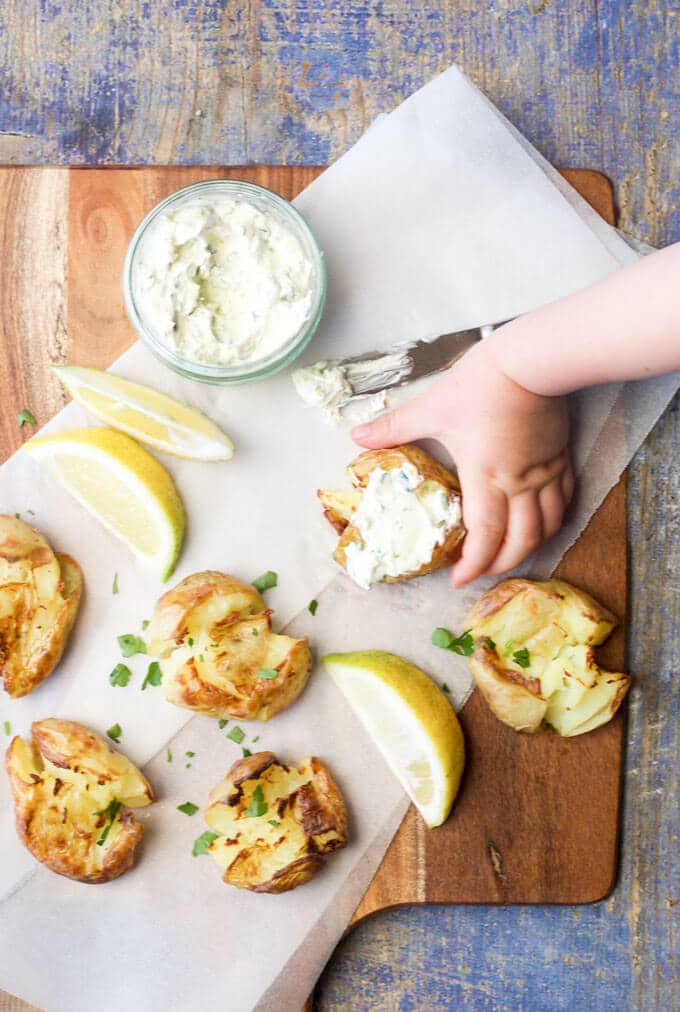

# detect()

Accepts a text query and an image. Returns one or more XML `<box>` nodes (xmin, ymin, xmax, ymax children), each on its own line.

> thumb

<box><xmin>351</xmin><ymin>394</ymin><xmax>433</xmax><ymax>449</ymax></box>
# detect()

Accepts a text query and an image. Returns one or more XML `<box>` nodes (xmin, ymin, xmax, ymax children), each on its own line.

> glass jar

<box><xmin>122</xmin><ymin>179</ymin><xmax>326</xmax><ymax>384</ymax></box>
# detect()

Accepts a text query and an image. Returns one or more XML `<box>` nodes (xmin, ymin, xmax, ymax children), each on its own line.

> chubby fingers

<box><xmin>351</xmin><ymin>393</ymin><xmax>434</xmax><ymax>448</ymax></box>
<box><xmin>450</xmin><ymin>476</ymin><xmax>507</xmax><ymax>587</ymax></box>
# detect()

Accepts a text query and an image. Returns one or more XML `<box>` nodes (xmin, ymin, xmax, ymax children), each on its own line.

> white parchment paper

<box><xmin>0</xmin><ymin>66</ymin><xmax>677</xmax><ymax>1011</ymax></box>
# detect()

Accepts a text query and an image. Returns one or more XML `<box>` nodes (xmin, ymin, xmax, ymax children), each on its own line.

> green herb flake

<box><xmin>308</xmin><ymin>599</ymin><xmax>318</xmax><ymax>616</ymax></box>
<box><xmin>252</xmin><ymin>735</ymin><xmax>260</xmax><ymax>743</ymax></box>
<box><xmin>112</xmin><ymin>573</ymin><xmax>119</xmax><ymax>595</ymax></box>
<box><xmin>95</xmin><ymin>799</ymin><xmax>122</xmax><ymax>846</ymax></box>
<box><xmin>109</xmin><ymin>663</ymin><xmax>132</xmax><ymax>688</ymax></box>
<box><xmin>186</xmin><ymin>751</ymin><xmax>195</xmax><ymax>758</ymax></box>
<box><xmin>227</xmin><ymin>726</ymin><xmax>245</xmax><ymax>744</ymax></box>
<box><xmin>185</xmin><ymin>763</ymin><xmax>191</xmax><ymax>769</ymax></box>
<box><xmin>142</xmin><ymin>619</ymin><xmax>150</xmax><ymax>631</ymax></box>
<box><xmin>17</xmin><ymin>409</ymin><xmax>37</xmax><ymax>428</ymax></box>
<box><xmin>512</xmin><ymin>648</ymin><xmax>531</xmax><ymax>669</ymax></box>
<box><xmin>13</xmin><ymin>512</ymin><xmax>20</xmax><ymax>519</ymax></box>
<box><xmin>141</xmin><ymin>661</ymin><xmax>162</xmax><ymax>690</ymax></box>
<box><xmin>106</xmin><ymin>723</ymin><xmax>122</xmax><ymax>743</ymax></box>
<box><xmin>251</xmin><ymin>628</ymin><xmax>259</xmax><ymax>637</ymax></box>
<box><xmin>243</xmin><ymin>784</ymin><xmax>268</xmax><ymax>818</ymax></box>
<box><xmin>27</xmin><ymin>509</ymin><xmax>35</xmax><ymax>516</ymax></box>
<box><xmin>242</xmin><ymin>747</ymin><xmax>252</xmax><ymax>757</ymax></box>
<box><xmin>3</xmin><ymin>720</ymin><xmax>11</xmax><ymax>736</ymax></box>
<box><xmin>268</xmin><ymin>819</ymin><xmax>280</xmax><ymax>828</ymax></box>
<box><xmin>257</xmin><ymin>668</ymin><xmax>278</xmax><ymax>680</ymax></box>
<box><xmin>252</xmin><ymin>570</ymin><xmax>278</xmax><ymax>593</ymax></box>
<box><xmin>480</xmin><ymin>636</ymin><xmax>497</xmax><ymax>651</ymax></box>
<box><xmin>117</xmin><ymin>633</ymin><xmax>146</xmax><ymax>658</ymax></box>
<box><xmin>502</xmin><ymin>639</ymin><xmax>516</xmax><ymax>657</ymax></box>
<box><xmin>218</xmin><ymin>719</ymin><xmax>228</xmax><ymax>729</ymax></box>
<box><xmin>177</xmin><ymin>801</ymin><xmax>199</xmax><ymax>816</ymax></box>
<box><xmin>192</xmin><ymin>831</ymin><xmax>219</xmax><ymax>856</ymax></box>
<box><xmin>166</xmin><ymin>748</ymin><xmax>172</xmax><ymax>763</ymax></box>
<box><xmin>432</xmin><ymin>628</ymin><xmax>474</xmax><ymax>656</ymax></box>
<box><xmin>199</xmin><ymin>654</ymin><xmax>204</xmax><ymax>663</ymax></box>
<box><xmin>441</xmin><ymin>683</ymin><xmax>451</xmax><ymax>694</ymax></box>
<box><xmin>187</xmin><ymin>637</ymin><xmax>194</xmax><ymax>647</ymax></box>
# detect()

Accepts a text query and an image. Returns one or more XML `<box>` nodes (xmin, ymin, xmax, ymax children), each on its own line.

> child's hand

<box><xmin>351</xmin><ymin>341</ymin><xmax>573</xmax><ymax>587</ymax></box>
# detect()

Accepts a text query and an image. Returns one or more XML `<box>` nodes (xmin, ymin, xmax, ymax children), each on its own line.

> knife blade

<box><xmin>321</xmin><ymin>320</ymin><xmax>510</xmax><ymax>398</ymax></box>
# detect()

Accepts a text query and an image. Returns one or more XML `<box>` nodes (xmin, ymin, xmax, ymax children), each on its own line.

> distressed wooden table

<box><xmin>0</xmin><ymin>3</ymin><xmax>678</xmax><ymax>1009</ymax></box>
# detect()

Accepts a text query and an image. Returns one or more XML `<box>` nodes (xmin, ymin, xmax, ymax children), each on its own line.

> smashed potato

<box><xmin>6</xmin><ymin>719</ymin><xmax>154</xmax><ymax>882</ymax></box>
<box><xmin>147</xmin><ymin>571</ymin><xmax>312</xmax><ymax>721</ymax></box>
<box><xmin>0</xmin><ymin>514</ymin><xmax>83</xmax><ymax>698</ymax></box>
<box><xmin>318</xmin><ymin>445</ymin><xmax>465</xmax><ymax>589</ymax></box>
<box><xmin>465</xmin><ymin>578</ymin><xmax>631</xmax><ymax>736</ymax></box>
<box><xmin>204</xmin><ymin>751</ymin><xmax>348</xmax><ymax>893</ymax></box>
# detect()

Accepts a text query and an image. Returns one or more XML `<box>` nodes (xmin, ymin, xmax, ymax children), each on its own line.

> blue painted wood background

<box><xmin>1</xmin><ymin>3</ymin><xmax>678</xmax><ymax>1009</ymax></box>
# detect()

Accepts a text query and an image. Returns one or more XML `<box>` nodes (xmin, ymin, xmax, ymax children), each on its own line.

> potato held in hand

<box><xmin>147</xmin><ymin>572</ymin><xmax>312</xmax><ymax>721</ymax></box>
<box><xmin>0</xmin><ymin>514</ymin><xmax>82</xmax><ymax>698</ymax></box>
<box><xmin>465</xmin><ymin>578</ymin><xmax>631</xmax><ymax>736</ymax></box>
<box><xmin>318</xmin><ymin>445</ymin><xmax>465</xmax><ymax>589</ymax></box>
<box><xmin>203</xmin><ymin>751</ymin><xmax>348</xmax><ymax>893</ymax></box>
<box><xmin>6</xmin><ymin>719</ymin><xmax>154</xmax><ymax>883</ymax></box>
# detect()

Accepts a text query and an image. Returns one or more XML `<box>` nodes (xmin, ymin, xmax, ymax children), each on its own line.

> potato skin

<box><xmin>465</xmin><ymin>578</ymin><xmax>631</xmax><ymax>737</ymax></box>
<box><xmin>318</xmin><ymin>445</ymin><xmax>465</xmax><ymax>585</ymax></box>
<box><xmin>6</xmin><ymin>719</ymin><xmax>153</xmax><ymax>883</ymax></box>
<box><xmin>0</xmin><ymin>515</ymin><xmax>83</xmax><ymax>698</ymax></box>
<box><xmin>147</xmin><ymin>571</ymin><xmax>312</xmax><ymax>721</ymax></box>
<box><xmin>205</xmin><ymin>752</ymin><xmax>348</xmax><ymax>893</ymax></box>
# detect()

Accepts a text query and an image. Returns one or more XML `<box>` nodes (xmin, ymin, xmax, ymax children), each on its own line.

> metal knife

<box><xmin>319</xmin><ymin>320</ymin><xmax>511</xmax><ymax>398</ymax></box>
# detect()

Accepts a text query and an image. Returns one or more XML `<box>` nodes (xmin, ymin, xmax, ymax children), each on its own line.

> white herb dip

<box><xmin>344</xmin><ymin>463</ymin><xmax>462</xmax><ymax>589</ymax></box>
<box><xmin>133</xmin><ymin>198</ymin><xmax>314</xmax><ymax>366</ymax></box>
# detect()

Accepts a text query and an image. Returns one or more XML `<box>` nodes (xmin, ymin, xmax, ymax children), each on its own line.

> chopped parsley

<box><xmin>166</xmin><ymin>748</ymin><xmax>172</xmax><ymax>763</ymax></box>
<box><xmin>112</xmin><ymin>573</ymin><xmax>119</xmax><ymax>595</ymax></box>
<box><xmin>257</xmin><ymin>668</ymin><xmax>278</xmax><ymax>680</ymax></box>
<box><xmin>308</xmin><ymin>599</ymin><xmax>318</xmax><ymax>616</ymax></box>
<box><xmin>218</xmin><ymin>719</ymin><xmax>228</xmax><ymax>729</ymax></box>
<box><xmin>243</xmin><ymin>785</ymin><xmax>268</xmax><ymax>818</ymax></box>
<box><xmin>187</xmin><ymin>637</ymin><xmax>194</xmax><ymax>647</ymax></box>
<box><xmin>106</xmin><ymin>723</ymin><xmax>122</xmax><ymax>743</ymax></box>
<box><xmin>185</xmin><ymin>751</ymin><xmax>195</xmax><ymax>758</ymax></box>
<box><xmin>141</xmin><ymin>661</ymin><xmax>162</xmax><ymax>690</ymax></box>
<box><xmin>3</xmin><ymin>720</ymin><xmax>11</xmax><ymax>736</ymax></box>
<box><xmin>252</xmin><ymin>735</ymin><xmax>260</xmax><ymax>743</ymax></box>
<box><xmin>251</xmin><ymin>628</ymin><xmax>259</xmax><ymax>637</ymax></box>
<box><xmin>142</xmin><ymin>619</ymin><xmax>150</xmax><ymax>631</ymax></box>
<box><xmin>431</xmin><ymin>628</ymin><xmax>474</xmax><ymax>656</ymax></box>
<box><xmin>177</xmin><ymin>801</ymin><xmax>199</xmax><ymax>816</ymax></box>
<box><xmin>227</xmin><ymin>726</ymin><xmax>245</xmax><ymax>744</ymax></box>
<box><xmin>199</xmin><ymin>654</ymin><xmax>204</xmax><ymax>662</ymax></box>
<box><xmin>13</xmin><ymin>512</ymin><xmax>20</xmax><ymax>519</ymax></box>
<box><xmin>512</xmin><ymin>648</ymin><xmax>531</xmax><ymax>669</ymax></box>
<box><xmin>95</xmin><ymin>799</ymin><xmax>122</xmax><ymax>846</ymax></box>
<box><xmin>252</xmin><ymin>570</ymin><xmax>278</xmax><ymax>593</ymax></box>
<box><xmin>441</xmin><ymin>683</ymin><xmax>451</xmax><ymax>694</ymax></box>
<box><xmin>17</xmin><ymin>408</ymin><xmax>36</xmax><ymax>428</ymax></box>
<box><xmin>192</xmin><ymin>831</ymin><xmax>219</xmax><ymax>856</ymax></box>
<box><xmin>502</xmin><ymin>639</ymin><xmax>516</xmax><ymax>657</ymax></box>
<box><xmin>109</xmin><ymin>663</ymin><xmax>132</xmax><ymax>687</ymax></box>
<box><xmin>480</xmin><ymin>636</ymin><xmax>497</xmax><ymax>651</ymax></box>
<box><xmin>117</xmin><ymin>633</ymin><xmax>146</xmax><ymax>658</ymax></box>
<box><xmin>268</xmin><ymin>819</ymin><xmax>280</xmax><ymax>828</ymax></box>
<box><xmin>242</xmin><ymin>747</ymin><xmax>252</xmax><ymax>757</ymax></box>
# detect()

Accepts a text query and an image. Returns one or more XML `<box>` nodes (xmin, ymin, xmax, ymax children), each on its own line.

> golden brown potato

<box><xmin>204</xmin><ymin>751</ymin><xmax>348</xmax><ymax>893</ymax></box>
<box><xmin>146</xmin><ymin>571</ymin><xmax>312</xmax><ymax>721</ymax></box>
<box><xmin>464</xmin><ymin>578</ymin><xmax>631</xmax><ymax>736</ymax></box>
<box><xmin>318</xmin><ymin>445</ymin><xmax>465</xmax><ymax>589</ymax></box>
<box><xmin>6</xmin><ymin>718</ymin><xmax>154</xmax><ymax>883</ymax></box>
<box><xmin>0</xmin><ymin>514</ymin><xmax>83</xmax><ymax>698</ymax></box>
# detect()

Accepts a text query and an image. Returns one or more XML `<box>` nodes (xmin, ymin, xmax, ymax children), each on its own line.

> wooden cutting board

<box><xmin>0</xmin><ymin>166</ymin><xmax>625</xmax><ymax>1011</ymax></box>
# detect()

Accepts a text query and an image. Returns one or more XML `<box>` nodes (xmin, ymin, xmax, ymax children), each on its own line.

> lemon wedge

<box><xmin>323</xmin><ymin>650</ymin><xmax>465</xmax><ymax>827</ymax></box>
<box><xmin>24</xmin><ymin>428</ymin><xmax>186</xmax><ymax>581</ymax></box>
<box><xmin>52</xmin><ymin>366</ymin><xmax>234</xmax><ymax>461</ymax></box>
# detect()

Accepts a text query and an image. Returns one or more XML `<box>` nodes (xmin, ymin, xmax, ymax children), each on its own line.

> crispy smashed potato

<box><xmin>318</xmin><ymin>445</ymin><xmax>465</xmax><ymax>588</ymax></box>
<box><xmin>204</xmin><ymin>751</ymin><xmax>348</xmax><ymax>893</ymax></box>
<box><xmin>465</xmin><ymin>578</ymin><xmax>631</xmax><ymax>736</ymax></box>
<box><xmin>147</xmin><ymin>572</ymin><xmax>312</xmax><ymax>721</ymax></box>
<box><xmin>0</xmin><ymin>514</ymin><xmax>83</xmax><ymax>698</ymax></box>
<box><xmin>6</xmin><ymin>718</ymin><xmax>154</xmax><ymax>882</ymax></box>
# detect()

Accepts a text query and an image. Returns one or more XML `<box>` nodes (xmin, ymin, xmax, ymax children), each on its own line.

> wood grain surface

<box><xmin>0</xmin><ymin>166</ymin><xmax>633</xmax><ymax>1012</ymax></box>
